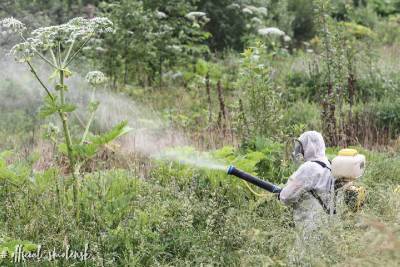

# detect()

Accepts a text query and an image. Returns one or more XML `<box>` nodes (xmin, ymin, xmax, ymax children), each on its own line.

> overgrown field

<box><xmin>0</xmin><ymin>143</ymin><xmax>399</xmax><ymax>266</ymax></box>
<box><xmin>1</xmin><ymin>0</ymin><xmax>400</xmax><ymax>266</ymax></box>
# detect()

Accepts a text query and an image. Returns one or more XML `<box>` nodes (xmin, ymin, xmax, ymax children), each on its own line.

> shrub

<box><xmin>354</xmin><ymin>98</ymin><xmax>400</xmax><ymax>138</ymax></box>
<box><xmin>281</xmin><ymin>101</ymin><xmax>322</xmax><ymax>134</ymax></box>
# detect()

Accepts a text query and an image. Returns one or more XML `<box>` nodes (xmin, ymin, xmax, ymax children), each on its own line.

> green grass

<box><xmin>0</xmin><ymin>145</ymin><xmax>399</xmax><ymax>266</ymax></box>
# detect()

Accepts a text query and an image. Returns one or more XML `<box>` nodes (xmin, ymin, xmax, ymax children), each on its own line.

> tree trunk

<box><xmin>205</xmin><ymin>73</ymin><xmax>212</xmax><ymax>123</ymax></box>
<box><xmin>216</xmin><ymin>80</ymin><xmax>227</xmax><ymax>135</ymax></box>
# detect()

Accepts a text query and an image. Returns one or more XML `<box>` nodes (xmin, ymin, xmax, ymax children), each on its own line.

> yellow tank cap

<box><xmin>338</xmin><ymin>148</ymin><xmax>358</xmax><ymax>156</ymax></box>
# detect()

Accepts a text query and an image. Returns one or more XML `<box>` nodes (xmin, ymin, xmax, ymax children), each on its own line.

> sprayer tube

<box><xmin>227</xmin><ymin>166</ymin><xmax>282</xmax><ymax>193</ymax></box>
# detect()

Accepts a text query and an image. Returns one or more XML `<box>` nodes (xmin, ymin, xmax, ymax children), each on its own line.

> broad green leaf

<box><xmin>60</xmin><ymin>103</ymin><xmax>76</xmax><ymax>113</ymax></box>
<box><xmin>39</xmin><ymin>95</ymin><xmax>58</xmax><ymax>118</ymax></box>
<box><xmin>89</xmin><ymin>120</ymin><xmax>133</xmax><ymax>146</ymax></box>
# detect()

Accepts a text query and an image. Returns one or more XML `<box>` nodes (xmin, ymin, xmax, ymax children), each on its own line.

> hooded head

<box><xmin>295</xmin><ymin>131</ymin><xmax>327</xmax><ymax>162</ymax></box>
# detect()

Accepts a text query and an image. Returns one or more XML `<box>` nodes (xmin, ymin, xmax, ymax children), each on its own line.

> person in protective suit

<box><xmin>278</xmin><ymin>131</ymin><xmax>335</xmax><ymax>231</ymax></box>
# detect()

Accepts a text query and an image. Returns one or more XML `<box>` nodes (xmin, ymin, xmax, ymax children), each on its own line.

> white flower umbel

<box><xmin>251</xmin><ymin>17</ymin><xmax>263</xmax><ymax>25</ymax></box>
<box><xmin>243</xmin><ymin>5</ymin><xmax>267</xmax><ymax>16</ymax></box>
<box><xmin>242</xmin><ymin>7</ymin><xmax>253</xmax><ymax>15</ymax></box>
<box><xmin>85</xmin><ymin>71</ymin><xmax>107</xmax><ymax>86</ymax></box>
<box><xmin>283</xmin><ymin>35</ymin><xmax>291</xmax><ymax>42</ymax></box>
<box><xmin>167</xmin><ymin>45</ymin><xmax>182</xmax><ymax>52</ymax></box>
<box><xmin>5</xmin><ymin>16</ymin><xmax>113</xmax><ymax>65</ymax></box>
<box><xmin>257</xmin><ymin>7</ymin><xmax>268</xmax><ymax>16</ymax></box>
<box><xmin>10</xmin><ymin>42</ymin><xmax>36</xmax><ymax>62</ymax></box>
<box><xmin>0</xmin><ymin>17</ymin><xmax>26</xmax><ymax>33</ymax></box>
<box><xmin>185</xmin><ymin>12</ymin><xmax>207</xmax><ymax>21</ymax></box>
<box><xmin>227</xmin><ymin>3</ymin><xmax>240</xmax><ymax>9</ymax></box>
<box><xmin>258</xmin><ymin>27</ymin><xmax>285</xmax><ymax>37</ymax></box>
<box><xmin>155</xmin><ymin>10</ymin><xmax>167</xmax><ymax>19</ymax></box>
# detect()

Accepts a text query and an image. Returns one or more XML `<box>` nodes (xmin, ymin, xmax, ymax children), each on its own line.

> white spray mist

<box><xmin>0</xmin><ymin>52</ymin><xmax>227</xmax><ymax>171</ymax></box>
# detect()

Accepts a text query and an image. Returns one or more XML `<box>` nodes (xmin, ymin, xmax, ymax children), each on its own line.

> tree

<box><xmin>96</xmin><ymin>0</ymin><xmax>210</xmax><ymax>88</ymax></box>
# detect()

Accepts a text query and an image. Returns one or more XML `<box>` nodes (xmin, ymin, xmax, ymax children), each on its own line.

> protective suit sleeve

<box><xmin>279</xmin><ymin>163</ymin><xmax>314</xmax><ymax>205</ymax></box>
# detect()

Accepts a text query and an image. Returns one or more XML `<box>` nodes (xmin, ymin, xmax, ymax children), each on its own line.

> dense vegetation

<box><xmin>0</xmin><ymin>0</ymin><xmax>400</xmax><ymax>266</ymax></box>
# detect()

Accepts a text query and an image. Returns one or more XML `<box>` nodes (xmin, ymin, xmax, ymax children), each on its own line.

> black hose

<box><xmin>227</xmin><ymin>166</ymin><xmax>282</xmax><ymax>193</ymax></box>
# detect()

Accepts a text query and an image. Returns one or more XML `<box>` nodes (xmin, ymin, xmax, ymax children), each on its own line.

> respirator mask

<box><xmin>291</xmin><ymin>139</ymin><xmax>304</xmax><ymax>164</ymax></box>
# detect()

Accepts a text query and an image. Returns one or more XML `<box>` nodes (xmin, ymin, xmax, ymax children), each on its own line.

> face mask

<box><xmin>292</xmin><ymin>139</ymin><xmax>304</xmax><ymax>164</ymax></box>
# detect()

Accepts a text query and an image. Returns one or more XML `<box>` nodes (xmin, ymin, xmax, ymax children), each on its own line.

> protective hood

<box><xmin>298</xmin><ymin>131</ymin><xmax>327</xmax><ymax>162</ymax></box>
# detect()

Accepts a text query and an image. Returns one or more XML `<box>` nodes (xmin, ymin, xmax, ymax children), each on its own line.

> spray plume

<box><xmin>0</xmin><ymin>53</ymin><xmax>226</xmax><ymax>171</ymax></box>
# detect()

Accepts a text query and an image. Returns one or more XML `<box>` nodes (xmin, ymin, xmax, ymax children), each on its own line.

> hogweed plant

<box><xmin>236</xmin><ymin>41</ymin><xmax>282</xmax><ymax>139</ymax></box>
<box><xmin>0</xmin><ymin>17</ymin><xmax>132</xmax><ymax>216</ymax></box>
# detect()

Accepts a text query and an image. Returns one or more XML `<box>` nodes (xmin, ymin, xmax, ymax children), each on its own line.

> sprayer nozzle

<box><xmin>227</xmin><ymin>165</ymin><xmax>235</xmax><ymax>175</ymax></box>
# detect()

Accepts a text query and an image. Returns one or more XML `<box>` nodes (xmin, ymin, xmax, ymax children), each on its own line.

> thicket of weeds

<box><xmin>0</xmin><ymin>144</ymin><xmax>399</xmax><ymax>266</ymax></box>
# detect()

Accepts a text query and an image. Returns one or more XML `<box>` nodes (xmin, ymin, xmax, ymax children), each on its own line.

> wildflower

<box><xmin>45</xmin><ymin>122</ymin><xmax>60</xmax><ymax>142</ymax></box>
<box><xmin>9</xmin><ymin>42</ymin><xmax>35</xmax><ymax>62</ymax></box>
<box><xmin>257</xmin><ymin>7</ymin><xmax>268</xmax><ymax>16</ymax></box>
<box><xmin>7</xmin><ymin>17</ymin><xmax>113</xmax><ymax>62</ymax></box>
<box><xmin>85</xmin><ymin>71</ymin><xmax>107</xmax><ymax>85</ymax></box>
<box><xmin>167</xmin><ymin>45</ymin><xmax>182</xmax><ymax>52</ymax></box>
<box><xmin>155</xmin><ymin>11</ymin><xmax>167</xmax><ymax>19</ymax></box>
<box><xmin>89</xmin><ymin>17</ymin><xmax>113</xmax><ymax>33</ymax></box>
<box><xmin>0</xmin><ymin>17</ymin><xmax>26</xmax><ymax>33</ymax></box>
<box><xmin>258</xmin><ymin>27</ymin><xmax>285</xmax><ymax>37</ymax></box>
<box><xmin>251</xmin><ymin>54</ymin><xmax>260</xmax><ymax>61</ymax></box>
<box><xmin>227</xmin><ymin>3</ymin><xmax>240</xmax><ymax>9</ymax></box>
<box><xmin>257</xmin><ymin>64</ymin><xmax>265</xmax><ymax>70</ymax></box>
<box><xmin>283</xmin><ymin>35</ymin><xmax>291</xmax><ymax>42</ymax></box>
<box><xmin>172</xmin><ymin>72</ymin><xmax>183</xmax><ymax>80</ymax></box>
<box><xmin>95</xmin><ymin>47</ymin><xmax>106</xmax><ymax>52</ymax></box>
<box><xmin>251</xmin><ymin>17</ymin><xmax>263</xmax><ymax>25</ymax></box>
<box><xmin>185</xmin><ymin>12</ymin><xmax>207</xmax><ymax>21</ymax></box>
<box><xmin>242</xmin><ymin>7</ymin><xmax>253</xmax><ymax>15</ymax></box>
<box><xmin>243</xmin><ymin>5</ymin><xmax>266</xmax><ymax>15</ymax></box>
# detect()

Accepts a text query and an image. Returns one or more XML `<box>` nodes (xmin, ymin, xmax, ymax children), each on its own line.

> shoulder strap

<box><xmin>309</xmin><ymin>189</ymin><xmax>336</xmax><ymax>215</ymax></box>
<box><xmin>311</xmin><ymin>160</ymin><xmax>331</xmax><ymax>171</ymax></box>
<box><xmin>309</xmin><ymin>160</ymin><xmax>336</xmax><ymax>214</ymax></box>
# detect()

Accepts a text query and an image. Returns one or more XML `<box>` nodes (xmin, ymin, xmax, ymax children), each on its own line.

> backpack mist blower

<box><xmin>227</xmin><ymin>148</ymin><xmax>367</xmax><ymax>212</ymax></box>
<box><xmin>226</xmin><ymin>165</ymin><xmax>282</xmax><ymax>194</ymax></box>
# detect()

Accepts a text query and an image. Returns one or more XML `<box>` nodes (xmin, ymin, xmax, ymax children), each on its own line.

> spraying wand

<box><xmin>226</xmin><ymin>165</ymin><xmax>282</xmax><ymax>194</ymax></box>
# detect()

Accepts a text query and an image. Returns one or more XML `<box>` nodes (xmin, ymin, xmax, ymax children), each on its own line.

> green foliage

<box><xmin>58</xmin><ymin>121</ymin><xmax>133</xmax><ymax>160</ymax></box>
<box><xmin>213</xmin><ymin>141</ymin><xmax>293</xmax><ymax>185</ymax></box>
<box><xmin>340</xmin><ymin>21</ymin><xmax>375</xmax><ymax>39</ymax></box>
<box><xmin>377</xmin><ymin>14</ymin><xmax>400</xmax><ymax>44</ymax></box>
<box><xmin>354</xmin><ymin>98</ymin><xmax>400</xmax><ymax>138</ymax></box>
<box><xmin>235</xmin><ymin>42</ymin><xmax>283</xmax><ymax>139</ymax></box>
<box><xmin>195</xmin><ymin>59</ymin><xmax>208</xmax><ymax>76</ymax></box>
<box><xmin>2</xmin><ymin>1</ymin><xmax>400</xmax><ymax>266</ymax></box>
<box><xmin>0</xmin><ymin>238</ymin><xmax>38</xmax><ymax>260</ymax></box>
<box><xmin>97</xmin><ymin>0</ymin><xmax>210</xmax><ymax>87</ymax></box>
<box><xmin>288</xmin><ymin>0</ymin><xmax>316</xmax><ymax>42</ymax></box>
<box><xmin>368</xmin><ymin>0</ymin><xmax>400</xmax><ymax>16</ymax></box>
<box><xmin>197</xmin><ymin>0</ymin><xmax>247</xmax><ymax>51</ymax></box>
<box><xmin>39</xmin><ymin>95</ymin><xmax>77</xmax><ymax>118</ymax></box>
<box><xmin>0</xmin><ymin>151</ymin><xmax>34</xmax><ymax>186</ymax></box>
<box><xmin>0</xmin><ymin>146</ymin><xmax>399</xmax><ymax>266</ymax></box>
<box><xmin>281</xmin><ymin>101</ymin><xmax>321</xmax><ymax>134</ymax></box>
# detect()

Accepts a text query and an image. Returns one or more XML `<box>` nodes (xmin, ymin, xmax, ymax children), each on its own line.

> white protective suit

<box><xmin>279</xmin><ymin>131</ymin><xmax>335</xmax><ymax>231</ymax></box>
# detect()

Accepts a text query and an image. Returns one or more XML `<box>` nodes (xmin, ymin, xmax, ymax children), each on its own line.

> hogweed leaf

<box><xmin>39</xmin><ymin>95</ymin><xmax>58</xmax><ymax>118</ymax></box>
<box><xmin>60</xmin><ymin>103</ymin><xmax>76</xmax><ymax>113</ymax></box>
<box><xmin>89</xmin><ymin>120</ymin><xmax>133</xmax><ymax>146</ymax></box>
